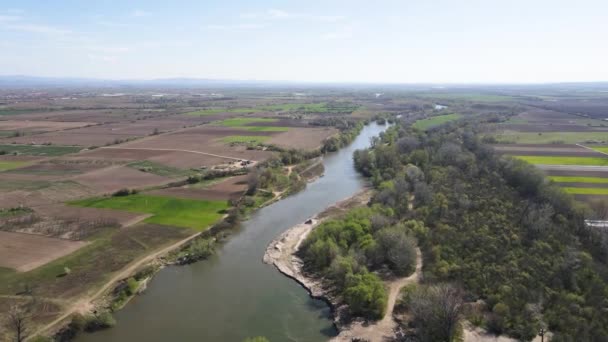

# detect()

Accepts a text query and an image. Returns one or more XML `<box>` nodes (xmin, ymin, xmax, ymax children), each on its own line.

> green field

<box><xmin>413</xmin><ymin>114</ymin><xmax>462</xmax><ymax>130</ymax></box>
<box><xmin>214</xmin><ymin>118</ymin><xmax>289</xmax><ymax>132</ymax></box>
<box><xmin>549</xmin><ymin>176</ymin><xmax>608</xmax><ymax>184</ymax></box>
<box><xmin>127</xmin><ymin>160</ymin><xmax>196</xmax><ymax>177</ymax></box>
<box><xmin>0</xmin><ymin>144</ymin><xmax>81</xmax><ymax>156</ymax></box>
<box><xmin>71</xmin><ymin>194</ymin><xmax>229</xmax><ymax>230</ymax></box>
<box><xmin>590</xmin><ymin>146</ymin><xmax>608</xmax><ymax>154</ymax></box>
<box><xmin>0</xmin><ymin>160</ymin><xmax>29</xmax><ymax>171</ymax></box>
<box><xmin>491</xmin><ymin>132</ymin><xmax>608</xmax><ymax>144</ymax></box>
<box><xmin>0</xmin><ymin>109</ymin><xmax>40</xmax><ymax>116</ymax></box>
<box><xmin>514</xmin><ymin>155</ymin><xmax>608</xmax><ymax>166</ymax></box>
<box><xmin>564</xmin><ymin>187</ymin><xmax>608</xmax><ymax>195</ymax></box>
<box><xmin>221</xmin><ymin>135</ymin><xmax>270</xmax><ymax>144</ymax></box>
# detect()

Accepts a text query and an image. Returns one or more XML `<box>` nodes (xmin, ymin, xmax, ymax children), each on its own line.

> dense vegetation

<box><xmin>353</xmin><ymin>118</ymin><xmax>608</xmax><ymax>341</ymax></box>
<box><xmin>298</xmin><ymin>207</ymin><xmax>419</xmax><ymax>319</ymax></box>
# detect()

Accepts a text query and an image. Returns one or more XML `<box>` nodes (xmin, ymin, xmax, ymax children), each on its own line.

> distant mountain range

<box><xmin>1</xmin><ymin>75</ymin><xmax>607</xmax><ymax>90</ymax></box>
<box><xmin>0</xmin><ymin>75</ymin><xmax>296</xmax><ymax>89</ymax></box>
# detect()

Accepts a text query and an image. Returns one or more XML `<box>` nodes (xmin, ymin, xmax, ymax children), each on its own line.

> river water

<box><xmin>78</xmin><ymin>122</ymin><xmax>388</xmax><ymax>342</ymax></box>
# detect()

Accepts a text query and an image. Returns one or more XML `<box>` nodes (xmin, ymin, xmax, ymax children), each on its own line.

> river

<box><xmin>78</xmin><ymin>122</ymin><xmax>388</xmax><ymax>342</ymax></box>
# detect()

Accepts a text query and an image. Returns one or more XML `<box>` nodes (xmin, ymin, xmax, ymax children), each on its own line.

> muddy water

<box><xmin>78</xmin><ymin>123</ymin><xmax>388</xmax><ymax>342</ymax></box>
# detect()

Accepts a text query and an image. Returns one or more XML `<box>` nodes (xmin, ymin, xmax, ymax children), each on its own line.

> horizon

<box><xmin>1</xmin><ymin>0</ymin><xmax>607</xmax><ymax>83</ymax></box>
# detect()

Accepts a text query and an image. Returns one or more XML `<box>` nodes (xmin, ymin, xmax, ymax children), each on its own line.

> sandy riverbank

<box><xmin>264</xmin><ymin>188</ymin><xmax>426</xmax><ymax>341</ymax></box>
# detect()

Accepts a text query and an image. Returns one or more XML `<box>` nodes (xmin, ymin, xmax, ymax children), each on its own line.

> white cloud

<box><xmin>88</xmin><ymin>54</ymin><xmax>118</xmax><ymax>63</ymax></box>
<box><xmin>322</xmin><ymin>25</ymin><xmax>354</xmax><ymax>40</ymax></box>
<box><xmin>0</xmin><ymin>15</ymin><xmax>21</xmax><ymax>22</ymax></box>
<box><xmin>88</xmin><ymin>46</ymin><xmax>131</xmax><ymax>53</ymax></box>
<box><xmin>240</xmin><ymin>9</ymin><xmax>294</xmax><ymax>20</ymax></box>
<box><xmin>4</xmin><ymin>23</ymin><xmax>71</xmax><ymax>35</ymax></box>
<box><xmin>267</xmin><ymin>9</ymin><xmax>290</xmax><ymax>19</ymax></box>
<box><xmin>132</xmin><ymin>10</ymin><xmax>151</xmax><ymax>17</ymax></box>
<box><xmin>316</xmin><ymin>15</ymin><xmax>345</xmax><ymax>23</ymax></box>
<box><xmin>97</xmin><ymin>20</ymin><xmax>132</xmax><ymax>28</ymax></box>
<box><xmin>207</xmin><ymin>23</ymin><xmax>265</xmax><ymax>30</ymax></box>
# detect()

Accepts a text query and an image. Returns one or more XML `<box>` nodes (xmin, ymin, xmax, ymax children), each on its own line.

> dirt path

<box><xmin>99</xmin><ymin>147</ymin><xmax>253</xmax><ymax>162</ymax></box>
<box><xmin>331</xmin><ymin>248</ymin><xmax>422</xmax><ymax>342</ymax></box>
<box><xmin>28</xmin><ymin>231</ymin><xmax>202</xmax><ymax>340</ymax></box>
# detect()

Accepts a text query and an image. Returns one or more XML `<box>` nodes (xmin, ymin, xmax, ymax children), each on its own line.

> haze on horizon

<box><xmin>1</xmin><ymin>0</ymin><xmax>607</xmax><ymax>84</ymax></box>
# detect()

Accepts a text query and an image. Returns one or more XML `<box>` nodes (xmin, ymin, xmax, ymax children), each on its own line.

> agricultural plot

<box><xmin>127</xmin><ymin>160</ymin><xmax>196</xmax><ymax>177</ymax></box>
<box><xmin>214</xmin><ymin>117</ymin><xmax>289</xmax><ymax>132</ymax></box>
<box><xmin>268</xmin><ymin>127</ymin><xmax>337</xmax><ymax>150</ymax></box>
<box><xmin>490</xmin><ymin>131</ymin><xmax>608</xmax><ymax>144</ymax></box>
<box><xmin>0</xmin><ymin>160</ymin><xmax>29</xmax><ymax>171</ymax></box>
<box><xmin>71</xmin><ymin>194</ymin><xmax>228</xmax><ymax>230</ymax></box>
<box><xmin>149</xmin><ymin>174</ymin><xmax>249</xmax><ymax>201</ymax></box>
<box><xmin>185</xmin><ymin>102</ymin><xmax>358</xmax><ymax>116</ymax></box>
<box><xmin>513</xmin><ymin>155</ymin><xmax>608</xmax><ymax>166</ymax></box>
<box><xmin>0</xmin><ymin>224</ymin><xmax>192</xmax><ymax>300</ymax></box>
<box><xmin>0</xmin><ymin>231</ymin><xmax>88</xmax><ymax>272</ymax></box>
<box><xmin>72</xmin><ymin>166</ymin><xmax>171</xmax><ymax>193</ymax></box>
<box><xmin>413</xmin><ymin>113</ymin><xmax>462</xmax><ymax>130</ymax></box>
<box><xmin>0</xmin><ymin>144</ymin><xmax>82</xmax><ymax>156</ymax></box>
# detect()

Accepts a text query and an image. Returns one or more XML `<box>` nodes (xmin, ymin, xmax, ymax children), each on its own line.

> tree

<box><xmin>406</xmin><ymin>284</ymin><xmax>463</xmax><ymax>342</ymax></box>
<box><xmin>7</xmin><ymin>304</ymin><xmax>30</xmax><ymax>342</ymax></box>
<box><xmin>374</xmin><ymin>226</ymin><xmax>417</xmax><ymax>276</ymax></box>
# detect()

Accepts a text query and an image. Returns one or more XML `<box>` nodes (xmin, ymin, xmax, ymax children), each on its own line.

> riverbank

<box><xmin>262</xmin><ymin>189</ymin><xmax>372</xmax><ymax>329</ymax></box>
<box><xmin>264</xmin><ymin>188</ymin><xmax>428</xmax><ymax>342</ymax></box>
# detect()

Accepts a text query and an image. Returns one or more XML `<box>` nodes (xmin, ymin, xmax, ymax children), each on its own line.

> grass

<box><xmin>563</xmin><ymin>187</ymin><xmax>608</xmax><ymax>195</ymax></box>
<box><xmin>589</xmin><ymin>146</ymin><xmax>608</xmax><ymax>154</ymax></box>
<box><xmin>0</xmin><ymin>160</ymin><xmax>29</xmax><ymax>171</ymax></box>
<box><xmin>491</xmin><ymin>132</ymin><xmax>608</xmax><ymax>144</ymax></box>
<box><xmin>127</xmin><ymin>160</ymin><xmax>196</xmax><ymax>178</ymax></box>
<box><xmin>0</xmin><ymin>144</ymin><xmax>81</xmax><ymax>156</ymax></box>
<box><xmin>549</xmin><ymin>176</ymin><xmax>608</xmax><ymax>184</ymax></box>
<box><xmin>220</xmin><ymin>135</ymin><xmax>270</xmax><ymax>144</ymax></box>
<box><xmin>214</xmin><ymin>117</ymin><xmax>289</xmax><ymax>132</ymax></box>
<box><xmin>513</xmin><ymin>155</ymin><xmax>608</xmax><ymax>166</ymax></box>
<box><xmin>413</xmin><ymin>114</ymin><xmax>462</xmax><ymax>130</ymax></box>
<box><xmin>0</xmin><ymin>109</ymin><xmax>40</xmax><ymax>116</ymax></box>
<box><xmin>70</xmin><ymin>194</ymin><xmax>229</xmax><ymax>230</ymax></box>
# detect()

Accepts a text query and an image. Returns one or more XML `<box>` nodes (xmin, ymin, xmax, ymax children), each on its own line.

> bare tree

<box><xmin>7</xmin><ymin>304</ymin><xmax>30</xmax><ymax>342</ymax></box>
<box><xmin>408</xmin><ymin>284</ymin><xmax>463</xmax><ymax>342</ymax></box>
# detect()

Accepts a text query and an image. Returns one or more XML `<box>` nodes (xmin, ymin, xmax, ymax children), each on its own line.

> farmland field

<box><xmin>220</xmin><ymin>135</ymin><xmax>270</xmax><ymax>144</ymax></box>
<box><xmin>0</xmin><ymin>160</ymin><xmax>29</xmax><ymax>171</ymax></box>
<box><xmin>0</xmin><ymin>231</ymin><xmax>88</xmax><ymax>272</ymax></box>
<box><xmin>413</xmin><ymin>113</ymin><xmax>462</xmax><ymax>130</ymax></box>
<box><xmin>549</xmin><ymin>176</ymin><xmax>608</xmax><ymax>184</ymax></box>
<box><xmin>563</xmin><ymin>187</ymin><xmax>608</xmax><ymax>195</ymax></box>
<box><xmin>0</xmin><ymin>144</ymin><xmax>82</xmax><ymax>156</ymax></box>
<box><xmin>590</xmin><ymin>146</ymin><xmax>608</xmax><ymax>153</ymax></box>
<box><xmin>71</xmin><ymin>194</ymin><xmax>229</xmax><ymax>230</ymax></box>
<box><xmin>490</xmin><ymin>131</ymin><xmax>608</xmax><ymax>144</ymax></box>
<box><xmin>513</xmin><ymin>155</ymin><xmax>608</xmax><ymax>166</ymax></box>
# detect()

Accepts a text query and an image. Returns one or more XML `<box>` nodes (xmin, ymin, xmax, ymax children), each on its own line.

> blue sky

<box><xmin>0</xmin><ymin>0</ymin><xmax>606</xmax><ymax>83</ymax></box>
